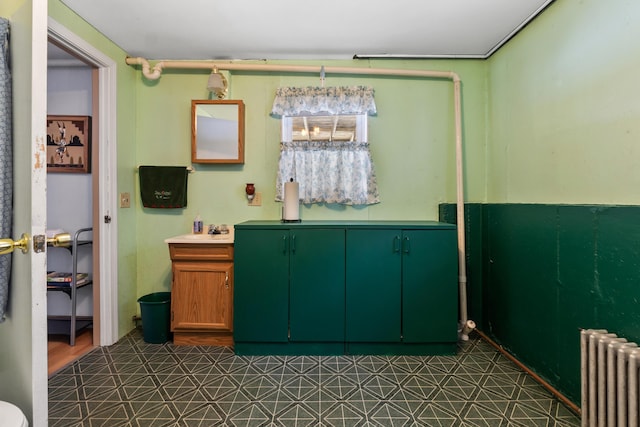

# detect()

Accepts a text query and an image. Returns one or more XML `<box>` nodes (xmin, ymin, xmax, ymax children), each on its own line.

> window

<box><xmin>272</xmin><ymin>86</ymin><xmax>380</xmax><ymax>205</ymax></box>
<box><xmin>284</xmin><ymin>115</ymin><xmax>366</xmax><ymax>143</ymax></box>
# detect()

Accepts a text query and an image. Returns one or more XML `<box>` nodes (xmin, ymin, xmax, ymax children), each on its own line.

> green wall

<box><xmin>441</xmin><ymin>0</ymin><xmax>640</xmax><ymax>407</ymax></box>
<box><xmin>132</xmin><ymin>60</ymin><xmax>488</xmax><ymax>298</ymax></box>
<box><xmin>441</xmin><ymin>203</ymin><xmax>640</xmax><ymax>406</ymax></box>
<box><xmin>48</xmin><ymin>0</ymin><xmax>139</xmax><ymax>338</ymax></box>
<box><xmin>487</xmin><ymin>0</ymin><xmax>640</xmax><ymax>204</ymax></box>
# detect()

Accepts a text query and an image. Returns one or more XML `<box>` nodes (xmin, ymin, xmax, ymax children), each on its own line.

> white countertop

<box><xmin>164</xmin><ymin>227</ymin><xmax>234</xmax><ymax>244</ymax></box>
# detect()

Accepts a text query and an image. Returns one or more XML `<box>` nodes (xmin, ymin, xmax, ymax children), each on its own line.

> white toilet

<box><xmin>0</xmin><ymin>401</ymin><xmax>28</xmax><ymax>427</ymax></box>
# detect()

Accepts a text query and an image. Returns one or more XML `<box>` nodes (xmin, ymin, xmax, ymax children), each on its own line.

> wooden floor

<box><xmin>47</xmin><ymin>329</ymin><xmax>95</xmax><ymax>377</ymax></box>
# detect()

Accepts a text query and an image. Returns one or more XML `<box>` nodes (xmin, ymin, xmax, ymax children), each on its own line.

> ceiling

<box><xmin>55</xmin><ymin>0</ymin><xmax>554</xmax><ymax>61</ymax></box>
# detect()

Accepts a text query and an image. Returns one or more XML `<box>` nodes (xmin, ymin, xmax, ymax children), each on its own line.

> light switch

<box><xmin>120</xmin><ymin>192</ymin><xmax>131</xmax><ymax>208</ymax></box>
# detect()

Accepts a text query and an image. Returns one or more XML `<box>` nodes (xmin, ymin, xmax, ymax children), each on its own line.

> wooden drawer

<box><xmin>169</xmin><ymin>243</ymin><xmax>233</xmax><ymax>261</ymax></box>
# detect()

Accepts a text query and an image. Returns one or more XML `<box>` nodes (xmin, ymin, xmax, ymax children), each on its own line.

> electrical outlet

<box><xmin>248</xmin><ymin>192</ymin><xmax>262</xmax><ymax>206</ymax></box>
<box><xmin>120</xmin><ymin>192</ymin><xmax>131</xmax><ymax>208</ymax></box>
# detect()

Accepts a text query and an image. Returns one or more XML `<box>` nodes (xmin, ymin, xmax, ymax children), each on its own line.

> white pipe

<box><xmin>580</xmin><ymin>329</ymin><xmax>591</xmax><ymax>427</ymax></box>
<box><xmin>125</xmin><ymin>56</ymin><xmax>458</xmax><ymax>81</ymax></box>
<box><xmin>453</xmin><ymin>78</ymin><xmax>470</xmax><ymax>330</ymax></box>
<box><xmin>125</xmin><ymin>56</ymin><xmax>473</xmax><ymax>336</ymax></box>
<box><xmin>629</xmin><ymin>350</ymin><xmax>640</xmax><ymax>427</ymax></box>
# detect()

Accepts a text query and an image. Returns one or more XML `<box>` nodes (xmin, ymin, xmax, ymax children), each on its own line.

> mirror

<box><xmin>191</xmin><ymin>100</ymin><xmax>244</xmax><ymax>164</ymax></box>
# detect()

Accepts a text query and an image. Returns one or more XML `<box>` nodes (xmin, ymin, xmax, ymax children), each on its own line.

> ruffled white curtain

<box><xmin>271</xmin><ymin>86</ymin><xmax>377</xmax><ymax>117</ymax></box>
<box><xmin>272</xmin><ymin>86</ymin><xmax>380</xmax><ymax>205</ymax></box>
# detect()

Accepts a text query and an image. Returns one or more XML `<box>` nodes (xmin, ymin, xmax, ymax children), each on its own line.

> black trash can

<box><xmin>137</xmin><ymin>292</ymin><xmax>171</xmax><ymax>343</ymax></box>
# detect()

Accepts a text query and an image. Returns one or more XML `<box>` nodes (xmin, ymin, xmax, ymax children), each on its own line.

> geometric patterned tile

<box><xmin>362</xmin><ymin>374</ymin><xmax>399</xmax><ymax>399</ymax></box>
<box><xmin>323</xmin><ymin>374</ymin><xmax>359</xmax><ymax>400</ymax></box>
<box><xmin>276</xmin><ymin>403</ymin><xmax>317</xmax><ymax>427</ymax></box>
<box><xmin>508</xmin><ymin>402</ymin><xmax>554</xmax><ymax>426</ymax></box>
<box><xmin>369</xmin><ymin>401</ymin><xmax>412</xmax><ymax>426</ymax></box>
<box><xmin>323</xmin><ymin>402</ymin><xmax>365</xmax><ymax>427</ymax></box>
<box><xmin>415</xmin><ymin>402</ymin><xmax>459</xmax><ymax>427</ymax></box>
<box><xmin>48</xmin><ymin>329</ymin><xmax>582</xmax><ymax>426</ymax></box>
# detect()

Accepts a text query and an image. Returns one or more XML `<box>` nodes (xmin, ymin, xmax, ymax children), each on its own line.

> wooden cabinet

<box><xmin>168</xmin><ymin>243</ymin><xmax>233</xmax><ymax>346</ymax></box>
<box><xmin>234</xmin><ymin>221</ymin><xmax>458</xmax><ymax>356</ymax></box>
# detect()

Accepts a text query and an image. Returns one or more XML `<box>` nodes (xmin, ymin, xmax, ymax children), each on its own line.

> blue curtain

<box><xmin>0</xmin><ymin>18</ymin><xmax>12</xmax><ymax>322</ymax></box>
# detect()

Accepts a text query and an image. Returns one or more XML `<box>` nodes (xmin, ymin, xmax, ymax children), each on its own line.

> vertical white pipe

<box><xmin>607</xmin><ymin>340</ymin><xmax>625</xmax><ymax>427</ymax></box>
<box><xmin>453</xmin><ymin>77</ymin><xmax>468</xmax><ymax>326</ymax></box>
<box><xmin>616</xmin><ymin>343</ymin><xmax>638</xmax><ymax>427</ymax></box>
<box><xmin>588</xmin><ymin>333</ymin><xmax>600</xmax><ymax>427</ymax></box>
<box><xmin>629</xmin><ymin>351</ymin><xmax>639</xmax><ymax>427</ymax></box>
<box><xmin>582</xmin><ymin>330</ymin><xmax>589</xmax><ymax>427</ymax></box>
<box><xmin>618</xmin><ymin>347</ymin><xmax>627</xmax><ymax>427</ymax></box>
<box><xmin>596</xmin><ymin>334</ymin><xmax>616</xmax><ymax>427</ymax></box>
<box><xmin>598</xmin><ymin>337</ymin><xmax>607</xmax><ymax>427</ymax></box>
<box><xmin>603</xmin><ymin>337</ymin><xmax>626</xmax><ymax>427</ymax></box>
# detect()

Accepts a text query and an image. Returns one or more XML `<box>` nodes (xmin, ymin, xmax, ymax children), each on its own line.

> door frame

<box><xmin>47</xmin><ymin>18</ymin><xmax>118</xmax><ymax>346</ymax></box>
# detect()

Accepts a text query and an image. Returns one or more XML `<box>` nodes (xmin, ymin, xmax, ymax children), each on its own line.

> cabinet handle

<box><xmin>282</xmin><ymin>235</ymin><xmax>287</xmax><ymax>254</ymax></box>
<box><xmin>393</xmin><ymin>235</ymin><xmax>401</xmax><ymax>253</ymax></box>
<box><xmin>225</xmin><ymin>273</ymin><xmax>229</xmax><ymax>289</ymax></box>
<box><xmin>291</xmin><ymin>234</ymin><xmax>296</xmax><ymax>253</ymax></box>
<box><xmin>403</xmin><ymin>236</ymin><xmax>410</xmax><ymax>254</ymax></box>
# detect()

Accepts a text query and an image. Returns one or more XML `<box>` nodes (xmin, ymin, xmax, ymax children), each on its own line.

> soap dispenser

<box><xmin>193</xmin><ymin>214</ymin><xmax>203</xmax><ymax>234</ymax></box>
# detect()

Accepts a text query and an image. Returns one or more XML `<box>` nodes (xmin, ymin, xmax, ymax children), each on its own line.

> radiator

<box><xmin>581</xmin><ymin>329</ymin><xmax>640</xmax><ymax>427</ymax></box>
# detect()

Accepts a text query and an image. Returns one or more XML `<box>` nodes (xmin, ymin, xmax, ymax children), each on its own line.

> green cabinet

<box><xmin>234</xmin><ymin>227</ymin><xmax>345</xmax><ymax>345</ymax></box>
<box><xmin>346</xmin><ymin>229</ymin><xmax>401</xmax><ymax>342</ymax></box>
<box><xmin>402</xmin><ymin>230</ymin><xmax>458</xmax><ymax>343</ymax></box>
<box><xmin>234</xmin><ymin>221</ymin><xmax>458</xmax><ymax>355</ymax></box>
<box><xmin>346</xmin><ymin>229</ymin><xmax>458</xmax><ymax>344</ymax></box>
<box><xmin>234</xmin><ymin>229</ymin><xmax>289</xmax><ymax>342</ymax></box>
<box><xmin>289</xmin><ymin>229</ymin><xmax>345</xmax><ymax>342</ymax></box>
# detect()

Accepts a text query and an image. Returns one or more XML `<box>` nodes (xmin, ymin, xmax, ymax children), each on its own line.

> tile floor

<box><xmin>48</xmin><ymin>329</ymin><xmax>581</xmax><ymax>426</ymax></box>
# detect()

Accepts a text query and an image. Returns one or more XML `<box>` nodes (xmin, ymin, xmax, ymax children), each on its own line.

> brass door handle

<box><xmin>0</xmin><ymin>233</ymin><xmax>30</xmax><ymax>255</ymax></box>
<box><xmin>47</xmin><ymin>232</ymin><xmax>71</xmax><ymax>248</ymax></box>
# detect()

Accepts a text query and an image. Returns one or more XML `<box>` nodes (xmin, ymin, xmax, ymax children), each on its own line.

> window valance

<box><xmin>271</xmin><ymin>86</ymin><xmax>377</xmax><ymax>118</ymax></box>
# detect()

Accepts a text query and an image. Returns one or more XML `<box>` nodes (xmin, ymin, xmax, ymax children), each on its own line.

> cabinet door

<box><xmin>402</xmin><ymin>229</ymin><xmax>458</xmax><ymax>343</ymax></box>
<box><xmin>346</xmin><ymin>229</ymin><xmax>401</xmax><ymax>342</ymax></box>
<box><xmin>289</xmin><ymin>229</ymin><xmax>345</xmax><ymax>342</ymax></box>
<box><xmin>234</xmin><ymin>229</ymin><xmax>289</xmax><ymax>342</ymax></box>
<box><xmin>171</xmin><ymin>261</ymin><xmax>233</xmax><ymax>331</ymax></box>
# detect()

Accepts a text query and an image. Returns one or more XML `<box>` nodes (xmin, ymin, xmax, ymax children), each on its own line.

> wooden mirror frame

<box><xmin>191</xmin><ymin>100</ymin><xmax>245</xmax><ymax>164</ymax></box>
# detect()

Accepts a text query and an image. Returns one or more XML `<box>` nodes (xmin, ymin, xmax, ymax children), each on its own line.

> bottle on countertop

<box><xmin>193</xmin><ymin>214</ymin><xmax>203</xmax><ymax>234</ymax></box>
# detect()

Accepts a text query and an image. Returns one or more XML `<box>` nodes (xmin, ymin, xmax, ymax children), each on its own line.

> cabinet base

<box><xmin>234</xmin><ymin>341</ymin><xmax>457</xmax><ymax>356</ymax></box>
<box><xmin>173</xmin><ymin>331</ymin><xmax>234</xmax><ymax>347</ymax></box>
<box><xmin>234</xmin><ymin>342</ymin><xmax>345</xmax><ymax>356</ymax></box>
<box><xmin>346</xmin><ymin>342</ymin><xmax>457</xmax><ymax>356</ymax></box>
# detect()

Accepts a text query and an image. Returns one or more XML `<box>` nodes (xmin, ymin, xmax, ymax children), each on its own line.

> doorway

<box><xmin>46</xmin><ymin>19</ymin><xmax>119</xmax><ymax>370</ymax></box>
<box><xmin>46</xmin><ymin>42</ymin><xmax>97</xmax><ymax>373</ymax></box>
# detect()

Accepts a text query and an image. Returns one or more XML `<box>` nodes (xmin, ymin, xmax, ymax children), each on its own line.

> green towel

<box><xmin>139</xmin><ymin>166</ymin><xmax>188</xmax><ymax>208</ymax></box>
